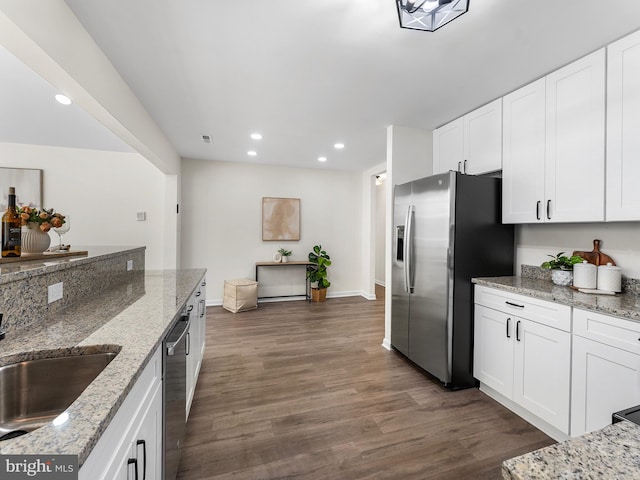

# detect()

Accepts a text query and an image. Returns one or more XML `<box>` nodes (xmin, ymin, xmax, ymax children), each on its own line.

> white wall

<box><xmin>180</xmin><ymin>159</ymin><xmax>364</xmax><ymax>304</ymax></box>
<box><xmin>375</xmin><ymin>178</ymin><xmax>386</xmax><ymax>285</ymax></box>
<box><xmin>517</xmin><ymin>222</ymin><xmax>640</xmax><ymax>278</ymax></box>
<box><xmin>383</xmin><ymin>125</ymin><xmax>433</xmax><ymax>349</ymax></box>
<box><xmin>0</xmin><ymin>142</ymin><xmax>167</xmax><ymax>270</ymax></box>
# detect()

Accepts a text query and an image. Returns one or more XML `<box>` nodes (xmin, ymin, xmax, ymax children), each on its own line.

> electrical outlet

<box><xmin>127</xmin><ymin>260</ymin><xmax>133</xmax><ymax>271</ymax></box>
<box><xmin>48</xmin><ymin>282</ymin><xmax>63</xmax><ymax>304</ymax></box>
<box><xmin>136</xmin><ymin>212</ymin><xmax>146</xmax><ymax>221</ymax></box>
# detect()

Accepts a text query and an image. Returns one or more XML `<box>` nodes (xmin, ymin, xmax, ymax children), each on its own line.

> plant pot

<box><xmin>311</xmin><ymin>287</ymin><xmax>327</xmax><ymax>302</ymax></box>
<box><xmin>282</xmin><ymin>256</ymin><xmax>288</xmax><ymax>263</ymax></box>
<box><xmin>551</xmin><ymin>269</ymin><xmax>573</xmax><ymax>286</ymax></box>
<box><xmin>21</xmin><ymin>223</ymin><xmax>51</xmax><ymax>254</ymax></box>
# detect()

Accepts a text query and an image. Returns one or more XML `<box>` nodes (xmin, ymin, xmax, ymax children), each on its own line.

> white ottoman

<box><xmin>223</xmin><ymin>279</ymin><xmax>258</xmax><ymax>313</ymax></box>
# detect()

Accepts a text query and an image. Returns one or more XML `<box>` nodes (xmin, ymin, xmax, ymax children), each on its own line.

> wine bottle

<box><xmin>2</xmin><ymin>187</ymin><xmax>21</xmax><ymax>257</ymax></box>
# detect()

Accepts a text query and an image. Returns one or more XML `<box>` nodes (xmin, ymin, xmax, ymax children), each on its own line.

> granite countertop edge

<box><xmin>501</xmin><ymin>421</ymin><xmax>640</xmax><ymax>480</ymax></box>
<box><xmin>0</xmin><ymin>266</ymin><xmax>206</xmax><ymax>468</ymax></box>
<box><xmin>472</xmin><ymin>276</ymin><xmax>640</xmax><ymax>321</ymax></box>
<box><xmin>0</xmin><ymin>246</ymin><xmax>147</xmax><ymax>285</ymax></box>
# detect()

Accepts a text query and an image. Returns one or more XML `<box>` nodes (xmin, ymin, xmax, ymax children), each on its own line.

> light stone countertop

<box><xmin>502</xmin><ymin>421</ymin><xmax>640</xmax><ymax>480</ymax></box>
<box><xmin>472</xmin><ymin>276</ymin><xmax>640</xmax><ymax>321</ymax></box>
<box><xmin>0</xmin><ymin>267</ymin><xmax>206</xmax><ymax>467</ymax></box>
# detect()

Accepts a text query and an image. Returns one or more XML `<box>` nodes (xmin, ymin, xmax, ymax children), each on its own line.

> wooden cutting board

<box><xmin>573</xmin><ymin>239</ymin><xmax>616</xmax><ymax>266</ymax></box>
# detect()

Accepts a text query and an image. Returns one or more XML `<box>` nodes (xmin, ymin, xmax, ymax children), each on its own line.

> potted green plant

<box><xmin>278</xmin><ymin>247</ymin><xmax>292</xmax><ymax>263</ymax></box>
<box><xmin>541</xmin><ymin>252</ymin><xmax>583</xmax><ymax>286</ymax></box>
<box><xmin>306</xmin><ymin>245</ymin><xmax>331</xmax><ymax>302</ymax></box>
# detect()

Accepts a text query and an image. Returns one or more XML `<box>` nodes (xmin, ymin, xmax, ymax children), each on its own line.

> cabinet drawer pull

<box><xmin>506</xmin><ymin>318</ymin><xmax>511</xmax><ymax>338</ymax></box>
<box><xmin>505</xmin><ymin>301</ymin><xmax>525</xmax><ymax>308</ymax></box>
<box><xmin>516</xmin><ymin>320</ymin><xmax>521</xmax><ymax>342</ymax></box>
<box><xmin>457</xmin><ymin>161</ymin><xmax>462</xmax><ymax>172</ymax></box>
<box><xmin>463</xmin><ymin>159</ymin><xmax>468</xmax><ymax>174</ymax></box>
<box><xmin>536</xmin><ymin>201</ymin><xmax>541</xmax><ymax>220</ymax></box>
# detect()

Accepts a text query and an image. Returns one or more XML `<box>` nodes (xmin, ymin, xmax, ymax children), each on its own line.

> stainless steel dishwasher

<box><xmin>163</xmin><ymin>312</ymin><xmax>190</xmax><ymax>480</ymax></box>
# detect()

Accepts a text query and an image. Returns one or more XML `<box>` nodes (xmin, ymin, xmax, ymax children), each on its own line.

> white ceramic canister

<box><xmin>573</xmin><ymin>260</ymin><xmax>597</xmax><ymax>289</ymax></box>
<box><xmin>597</xmin><ymin>263</ymin><xmax>622</xmax><ymax>292</ymax></box>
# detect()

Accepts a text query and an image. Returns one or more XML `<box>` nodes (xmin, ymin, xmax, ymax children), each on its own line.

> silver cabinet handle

<box><xmin>506</xmin><ymin>318</ymin><xmax>511</xmax><ymax>338</ymax></box>
<box><xmin>547</xmin><ymin>199</ymin><xmax>552</xmax><ymax>220</ymax></box>
<box><xmin>464</xmin><ymin>159</ymin><xmax>468</xmax><ymax>174</ymax></box>
<box><xmin>457</xmin><ymin>161</ymin><xmax>462</xmax><ymax>172</ymax></box>
<box><xmin>536</xmin><ymin>201</ymin><xmax>541</xmax><ymax>221</ymax></box>
<box><xmin>516</xmin><ymin>320</ymin><xmax>521</xmax><ymax>342</ymax></box>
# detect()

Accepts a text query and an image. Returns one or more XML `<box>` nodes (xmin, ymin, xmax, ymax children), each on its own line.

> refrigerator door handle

<box><xmin>404</xmin><ymin>204</ymin><xmax>414</xmax><ymax>293</ymax></box>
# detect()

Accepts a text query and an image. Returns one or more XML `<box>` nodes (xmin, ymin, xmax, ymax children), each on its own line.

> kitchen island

<box><xmin>0</xmin><ymin>246</ymin><xmax>205</xmax><ymax>472</ymax></box>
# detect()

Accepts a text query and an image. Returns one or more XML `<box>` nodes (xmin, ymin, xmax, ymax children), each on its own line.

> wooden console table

<box><xmin>255</xmin><ymin>261</ymin><xmax>312</xmax><ymax>300</ymax></box>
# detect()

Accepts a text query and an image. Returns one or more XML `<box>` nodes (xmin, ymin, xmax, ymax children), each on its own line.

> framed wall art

<box><xmin>262</xmin><ymin>197</ymin><xmax>300</xmax><ymax>241</ymax></box>
<box><xmin>0</xmin><ymin>167</ymin><xmax>42</xmax><ymax>211</ymax></box>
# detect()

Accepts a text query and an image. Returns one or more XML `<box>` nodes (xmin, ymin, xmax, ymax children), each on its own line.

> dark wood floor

<box><xmin>177</xmin><ymin>286</ymin><xmax>553</xmax><ymax>480</ymax></box>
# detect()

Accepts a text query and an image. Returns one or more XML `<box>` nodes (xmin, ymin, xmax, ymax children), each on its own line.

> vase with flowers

<box><xmin>17</xmin><ymin>206</ymin><xmax>66</xmax><ymax>254</ymax></box>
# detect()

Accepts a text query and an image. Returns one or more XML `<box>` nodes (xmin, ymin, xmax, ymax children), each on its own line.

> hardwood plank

<box><xmin>177</xmin><ymin>286</ymin><xmax>554</xmax><ymax>479</ymax></box>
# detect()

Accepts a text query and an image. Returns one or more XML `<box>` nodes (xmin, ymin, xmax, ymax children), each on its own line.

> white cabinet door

<box><xmin>433</xmin><ymin>117</ymin><xmax>463</xmax><ymax>174</ymax></box>
<box><xmin>473</xmin><ymin>304</ymin><xmax>514</xmax><ymax>398</ymax></box>
<box><xmin>464</xmin><ymin>98</ymin><xmax>502</xmax><ymax>175</ymax></box>
<box><xmin>502</xmin><ymin>79</ymin><xmax>546</xmax><ymax>223</ymax></box>
<box><xmin>607</xmin><ymin>30</ymin><xmax>640</xmax><ymax>221</ymax></box>
<box><xmin>132</xmin><ymin>383</ymin><xmax>162</xmax><ymax>480</ymax></box>
<box><xmin>545</xmin><ymin>49</ymin><xmax>605</xmax><ymax>223</ymax></box>
<box><xmin>571</xmin><ymin>335</ymin><xmax>640</xmax><ymax>436</ymax></box>
<box><xmin>513</xmin><ymin>319</ymin><xmax>571</xmax><ymax>434</ymax></box>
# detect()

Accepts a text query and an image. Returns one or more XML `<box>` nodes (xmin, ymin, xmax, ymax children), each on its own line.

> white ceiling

<box><xmin>0</xmin><ymin>45</ymin><xmax>133</xmax><ymax>153</ymax></box>
<box><xmin>8</xmin><ymin>1</ymin><xmax>640</xmax><ymax>171</ymax></box>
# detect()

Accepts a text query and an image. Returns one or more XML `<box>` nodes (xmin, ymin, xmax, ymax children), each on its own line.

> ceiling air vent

<box><xmin>201</xmin><ymin>135</ymin><xmax>212</xmax><ymax>144</ymax></box>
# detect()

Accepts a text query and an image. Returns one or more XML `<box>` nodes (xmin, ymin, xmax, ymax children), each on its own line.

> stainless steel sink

<box><xmin>0</xmin><ymin>351</ymin><xmax>118</xmax><ymax>441</ymax></box>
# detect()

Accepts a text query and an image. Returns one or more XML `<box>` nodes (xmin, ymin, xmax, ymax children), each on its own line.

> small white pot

<box><xmin>551</xmin><ymin>269</ymin><xmax>573</xmax><ymax>287</ymax></box>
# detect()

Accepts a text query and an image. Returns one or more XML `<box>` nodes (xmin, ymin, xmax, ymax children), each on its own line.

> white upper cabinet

<box><xmin>433</xmin><ymin>99</ymin><xmax>502</xmax><ymax>175</ymax></box>
<box><xmin>502</xmin><ymin>49</ymin><xmax>606</xmax><ymax>223</ymax></box>
<box><xmin>433</xmin><ymin>117</ymin><xmax>463</xmax><ymax>174</ymax></box>
<box><xmin>545</xmin><ymin>49</ymin><xmax>605</xmax><ymax>223</ymax></box>
<box><xmin>607</xmin><ymin>30</ymin><xmax>640</xmax><ymax>221</ymax></box>
<box><xmin>463</xmin><ymin>98</ymin><xmax>502</xmax><ymax>175</ymax></box>
<box><xmin>502</xmin><ymin>79</ymin><xmax>546</xmax><ymax>223</ymax></box>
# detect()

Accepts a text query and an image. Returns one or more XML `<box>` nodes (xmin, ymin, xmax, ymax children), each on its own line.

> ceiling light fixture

<box><xmin>248</xmin><ymin>150</ymin><xmax>257</xmax><ymax>156</ymax></box>
<box><xmin>54</xmin><ymin>94</ymin><xmax>72</xmax><ymax>105</ymax></box>
<box><xmin>334</xmin><ymin>143</ymin><xmax>345</xmax><ymax>149</ymax></box>
<box><xmin>318</xmin><ymin>156</ymin><xmax>327</xmax><ymax>162</ymax></box>
<box><xmin>396</xmin><ymin>0</ymin><xmax>469</xmax><ymax>32</ymax></box>
<box><xmin>250</xmin><ymin>133</ymin><xmax>262</xmax><ymax>140</ymax></box>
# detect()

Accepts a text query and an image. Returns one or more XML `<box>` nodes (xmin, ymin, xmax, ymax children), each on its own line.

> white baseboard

<box><xmin>375</xmin><ymin>280</ymin><xmax>386</xmax><ymax>287</ymax></box>
<box><xmin>207</xmin><ymin>290</ymin><xmax>365</xmax><ymax>307</ymax></box>
<box><xmin>381</xmin><ymin>337</ymin><xmax>392</xmax><ymax>350</ymax></box>
<box><xmin>478</xmin><ymin>383</ymin><xmax>570</xmax><ymax>442</ymax></box>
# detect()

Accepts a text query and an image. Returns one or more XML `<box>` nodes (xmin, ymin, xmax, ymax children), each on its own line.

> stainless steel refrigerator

<box><xmin>391</xmin><ymin>171</ymin><xmax>514</xmax><ymax>389</ymax></box>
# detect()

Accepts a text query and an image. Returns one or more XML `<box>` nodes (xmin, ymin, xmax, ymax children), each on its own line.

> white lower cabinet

<box><xmin>80</xmin><ymin>348</ymin><xmax>162</xmax><ymax>480</ymax></box>
<box><xmin>571</xmin><ymin>308</ymin><xmax>640</xmax><ymax>436</ymax></box>
<box><xmin>474</xmin><ymin>286</ymin><xmax>572</xmax><ymax>438</ymax></box>
<box><xmin>186</xmin><ymin>274</ymin><xmax>207</xmax><ymax>419</ymax></box>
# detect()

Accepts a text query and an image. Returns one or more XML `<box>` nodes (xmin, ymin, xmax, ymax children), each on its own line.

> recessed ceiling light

<box><xmin>334</xmin><ymin>143</ymin><xmax>345</xmax><ymax>149</ymax></box>
<box><xmin>318</xmin><ymin>156</ymin><xmax>327</xmax><ymax>162</ymax></box>
<box><xmin>248</xmin><ymin>150</ymin><xmax>257</xmax><ymax>156</ymax></box>
<box><xmin>55</xmin><ymin>94</ymin><xmax>72</xmax><ymax>106</ymax></box>
<box><xmin>250</xmin><ymin>133</ymin><xmax>262</xmax><ymax>140</ymax></box>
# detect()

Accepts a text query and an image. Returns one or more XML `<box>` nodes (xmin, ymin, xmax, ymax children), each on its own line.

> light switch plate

<box><xmin>48</xmin><ymin>282</ymin><xmax>63</xmax><ymax>304</ymax></box>
<box><xmin>136</xmin><ymin>212</ymin><xmax>146</xmax><ymax>221</ymax></box>
<box><xmin>127</xmin><ymin>260</ymin><xmax>133</xmax><ymax>271</ymax></box>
